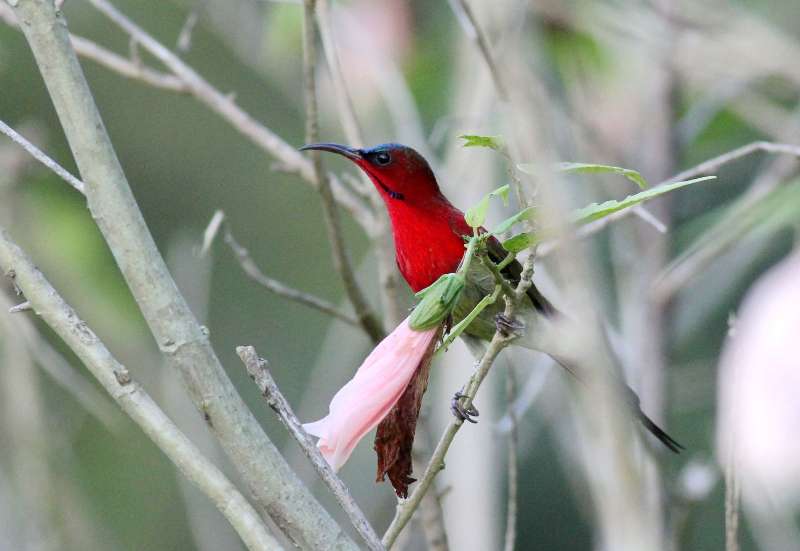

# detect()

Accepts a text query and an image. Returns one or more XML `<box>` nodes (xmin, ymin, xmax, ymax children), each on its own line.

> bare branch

<box><xmin>223</xmin><ymin>227</ymin><xmax>360</xmax><ymax>327</ymax></box>
<box><xmin>176</xmin><ymin>8</ymin><xmax>199</xmax><ymax>53</ymax></box>
<box><xmin>82</xmin><ymin>0</ymin><xmax>372</xmax><ymax>228</ymax></box>
<box><xmin>87</xmin><ymin>0</ymin><xmax>311</xmax><ymax>179</ymax></box>
<box><xmin>7</xmin><ymin>1</ymin><xmax>357</xmax><ymax>547</ymax></box>
<box><xmin>199</xmin><ymin>209</ymin><xmax>226</xmax><ymax>258</ymax></box>
<box><xmin>72</xmin><ymin>34</ymin><xmax>188</xmax><ymax>92</ymax></box>
<box><xmin>237</xmin><ymin>346</ymin><xmax>385</xmax><ymax>551</ymax></box>
<box><xmin>314</xmin><ymin>0</ymin><xmax>364</xmax><ymax>149</ymax></box>
<box><xmin>502</xmin><ymin>365</ymin><xmax>519</xmax><ymax>551</ymax></box>
<box><xmin>0</xmin><ymin>3</ymin><xmax>186</xmax><ymax>92</ymax></box>
<box><xmin>0</xmin><ymin>227</ymin><xmax>283</xmax><ymax>551</ymax></box>
<box><xmin>724</xmin><ymin>456</ymin><xmax>741</xmax><ymax>551</ymax></box>
<box><xmin>667</xmin><ymin>141</ymin><xmax>800</xmax><ymax>184</ymax></box>
<box><xmin>302</xmin><ymin>0</ymin><xmax>384</xmax><ymax>343</ymax></box>
<box><xmin>0</xmin><ymin>119</ymin><xmax>85</xmax><ymax>194</ymax></box>
<box><xmin>8</xmin><ymin>300</ymin><xmax>32</xmax><ymax>313</ymax></box>
<box><xmin>448</xmin><ymin>0</ymin><xmax>508</xmax><ymax>101</ymax></box>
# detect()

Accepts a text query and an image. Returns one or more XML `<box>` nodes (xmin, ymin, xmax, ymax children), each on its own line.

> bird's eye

<box><xmin>374</xmin><ymin>151</ymin><xmax>392</xmax><ymax>166</ymax></box>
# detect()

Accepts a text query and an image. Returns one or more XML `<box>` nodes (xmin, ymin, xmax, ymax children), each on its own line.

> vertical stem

<box><xmin>724</xmin><ymin>457</ymin><xmax>740</xmax><ymax>551</ymax></box>
<box><xmin>502</xmin><ymin>364</ymin><xmax>519</xmax><ymax>551</ymax></box>
<box><xmin>301</xmin><ymin>0</ymin><xmax>384</xmax><ymax>343</ymax></box>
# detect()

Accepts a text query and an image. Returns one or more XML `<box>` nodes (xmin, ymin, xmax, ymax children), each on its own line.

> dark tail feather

<box><xmin>552</xmin><ymin>353</ymin><xmax>685</xmax><ymax>453</ymax></box>
<box><xmin>624</xmin><ymin>385</ymin><xmax>684</xmax><ymax>453</ymax></box>
<box><xmin>636</xmin><ymin>410</ymin><xmax>684</xmax><ymax>453</ymax></box>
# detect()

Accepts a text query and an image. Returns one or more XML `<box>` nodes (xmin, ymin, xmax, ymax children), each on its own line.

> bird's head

<box><xmin>300</xmin><ymin>142</ymin><xmax>441</xmax><ymax>205</ymax></box>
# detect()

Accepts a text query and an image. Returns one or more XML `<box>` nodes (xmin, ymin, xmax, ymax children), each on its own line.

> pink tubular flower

<box><xmin>304</xmin><ymin>316</ymin><xmax>440</xmax><ymax>472</ymax></box>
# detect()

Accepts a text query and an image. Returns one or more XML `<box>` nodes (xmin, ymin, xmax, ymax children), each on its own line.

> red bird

<box><xmin>301</xmin><ymin>142</ymin><xmax>681</xmax><ymax>485</ymax></box>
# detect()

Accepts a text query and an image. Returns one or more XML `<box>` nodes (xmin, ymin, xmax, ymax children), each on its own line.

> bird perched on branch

<box><xmin>302</xmin><ymin>142</ymin><xmax>682</xmax><ymax>497</ymax></box>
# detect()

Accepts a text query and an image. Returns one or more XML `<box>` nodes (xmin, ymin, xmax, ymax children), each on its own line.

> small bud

<box><xmin>409</xmin><ymin>273</ymin><xmax>465</xmax><ymax>330</ymax></box>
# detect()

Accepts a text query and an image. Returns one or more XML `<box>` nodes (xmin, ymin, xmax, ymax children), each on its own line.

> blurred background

<box><xmin>1</xmin><ymin>0</ymin><xmax>800</xmax><ymax>549</ymax></box>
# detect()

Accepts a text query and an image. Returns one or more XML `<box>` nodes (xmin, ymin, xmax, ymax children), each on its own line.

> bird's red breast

<box><xmin>386</xmin><ymin>196</ymin><xmax>471</xmax><ymax>292</ymax></box>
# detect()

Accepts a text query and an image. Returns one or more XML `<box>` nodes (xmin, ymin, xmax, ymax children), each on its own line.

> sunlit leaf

<box><xmin>557</xmin><ymin>162</ymin><xmax>649</xmax><ymax>189</ymax></box>
<box><xmin>459</xmin><ymin>134</ymin><xmax>505</xmax><ymax>151</ymax></box>
<box><xmin>491</xmin><ymin>206</ymin><xmax>535</xmax><ymax>236</ymax></box>
<box><xmin>571</xmin><ymin>176</ymin><xmax>715</xmax><ymax>224</ymax></box>
<box><xmin>465</xmin><ymin>184</ymin><xmax>511</xmax><ymax>228</ymax></box>
<box><xmin>502</xmin><ymin>232</ymin><xmax>539</xmax><ymax>253</ymax></box>
<box><xmin>518</xmin><ymin>162</ymin><xmax>649</xmax><ymax>189</ymax></box>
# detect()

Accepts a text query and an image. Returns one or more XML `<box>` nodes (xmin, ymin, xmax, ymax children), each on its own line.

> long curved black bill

<box><xmin>300</xmin><ymin>142</ymin><xmax>362</xmax><ymax>161</ymax></box>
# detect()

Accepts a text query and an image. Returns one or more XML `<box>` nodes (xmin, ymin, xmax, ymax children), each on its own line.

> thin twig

<box><xmin>724</xmin><ymin>458</ymin><xmax>740</xmax><ymax>551</ymax></box>
<box><xmin>667</xmin><ymin>141</ymin><xmax>800</xmax><ymax>184</ymax></box>
<box><xmin>314</xmin><ymin>0</ymin><xmax>407</xmax><ymax>330</ymax></box>
<box><xmin>80</xmin><ymin>0</ymin><xmax>372</xmax><ymax>228</ymax></box>
<box><xmin>301</xmin><ymin>0</ymin><xmax>384</xmax><ymax>343</ymax></box>
<box><xmin>0</xmin><ymin>227</ymin><xmax>282</xmax><ymax>551</ymax></box>
<box><xmin>480</xmin><ymin>251</ymin><xmax>518</xmax><ymax>298</ymax></box>
<box><xmin>0</xmin><ymin>119</ymin><xmax>85</xmax><ymax>194</ymax></box>
<box><xmin>86</xmin><ymin>0</ymin><xmax>311</xmax><ymax>179</ymax></box>
<box><xmin>176</xmin><ymin>8</ymin><xmax>200</xmax><ymax>53</ymax></box>
<box><xmin>8</xmin><ymin>300</ymin><xmax>32</xmax><ymax>313</ymax></box>
<box><xmin>223</xmin><ymin>228</ymin><xmax>360</xmax><ymax>327</ymax></box>
<box><xmin>72</xmin><ymin>34</ymin><xmax>188</xmax><ymax>92</ymax></box>
<box><xmin>503</xmin><ymin>365</ymin><xmax>519</xmax><ymax>551</ymax></box>
<box><xmin>314</xmin><ymin>0</ymin><xmax>364</xmax><ymax>150</ymax></box>
<box><xmin>448</xmin><ymin>0</ymin><xmax>508</xmax><ymax>101</ymax></box>
<box><xmin>236</xmin><ymin>346</ymin><xmax>385</xmax><ymax>551</ymax></box>
<box><xmin>0</xmin><ymin>3</ymin><xmax>187</xmax><ymax>92</ymax></box>
<box><xmin>199</xmin><ymin>209</ymin><xmax>226</xmax><ymax>257</ymax></box>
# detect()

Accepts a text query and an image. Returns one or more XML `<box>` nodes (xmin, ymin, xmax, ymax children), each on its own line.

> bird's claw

<box><xmin>451</xmin><ymin>391</ymin><xmax>479</xmax><ymax>423</ymax></box>
<box><xmin>495</xmin><ymin>314</ymin><xmax>524</xmax><ymax>337</ymax></box>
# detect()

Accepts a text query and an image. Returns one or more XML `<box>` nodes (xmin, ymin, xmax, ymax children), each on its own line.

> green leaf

<box><xmin>459</xmin><ymin>134</ymin><xmax>505</xmax><ymax>150</ymax></box>
<box><xmin>495</xmin><ymin>185</ymin><xmax>510</xmax><ymax>205</ymax></box>
<box><xmin>410</xmin><ymin>273</ymin><xmax>466</xmax><ymax>330</ymax></box>
<box><xmin>518</xmin><ymin>162</ymin><xmax>649</xmax><ymax>189</ymax></box>
<box><xmin>558</xmin><ymin>162</ymin><xmax>649</xmax><ymax>189</ymax></box>
<box><xmin>490</xmin><ymin>206</ymin><xmax>535</xmax><ymax>236</ymax></box>
<box><xmin>464</xmin><ymin>184</ymin><xmax>511</xmax><ymax>228</ymax></box>
<box><xmin>572</xmin><ymin>176</ymin><xmax>716</xmax><ymax>224</ymax></box>
<box><xmin>502</xmin><ymin>232</ymin><xmax>539</xmax><ymax>253</ymax></box>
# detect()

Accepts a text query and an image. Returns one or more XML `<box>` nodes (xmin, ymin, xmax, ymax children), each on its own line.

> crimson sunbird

<box><xmin>301</xmin><ymin>142</ymin><xmax>681</xmax><ymax>486</ymax></box>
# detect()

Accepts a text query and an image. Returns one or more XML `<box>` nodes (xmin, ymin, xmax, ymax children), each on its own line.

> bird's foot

<box><xmin>450</xmin><ymin>391</ymin><xmax>479</xmax><ymax>423</ymax></box>
<box><xmin>495</xmin><ymin>314</ymin><xmax>524</xmax><ymax>337</ymax></box>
